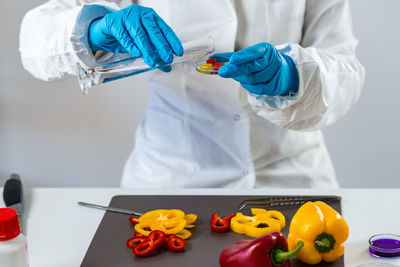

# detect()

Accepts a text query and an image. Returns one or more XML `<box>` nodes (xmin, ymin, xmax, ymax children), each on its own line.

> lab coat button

<box><xmin>243</xmin><ymin>169</ymin><xmax>249</xmax><ymax>176</ymax></box>
<box><xmin>234</xmin><ymin>114</ymin><xmax>241</xmax><ymax>121</ymax></box>
<box><xmin>227</xmin><ymin>16</ymin><xmax>234</xmax><ymax>22</ymax></box>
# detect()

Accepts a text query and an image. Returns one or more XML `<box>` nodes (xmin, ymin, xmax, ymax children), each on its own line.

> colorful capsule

<box><xmin>197</xmin><ymin>56</ymin><xmax>226</xmax><ymax>75</ymax></box>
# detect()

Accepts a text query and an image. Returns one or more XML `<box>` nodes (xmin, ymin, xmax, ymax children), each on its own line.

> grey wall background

<box><xmin>0</xmin><ymin>0</ymin><xmax>399</xmax><ymax>188</ymax></box>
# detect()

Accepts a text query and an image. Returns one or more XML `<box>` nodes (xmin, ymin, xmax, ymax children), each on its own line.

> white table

<box><xmin>0</xmin><ymin>188</ymin><xmax>399</xmax><ymax>267</ymax></box>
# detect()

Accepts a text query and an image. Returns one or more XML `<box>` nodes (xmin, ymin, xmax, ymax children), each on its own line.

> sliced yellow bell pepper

<box><xmin>138</xmin><ymin>209</ymin><xmax>185</xmax><ymax>222</ymax></box>
<box><xmin>134</xmin><ymin>220</ymin><xmax>153</xmax><ymax>236</ymax></box>
<box><xmin>150</xmin><ymin>218</ymin><xmax>187</xmax><ymax>234</ymax></box>
<box><xmin>250</xmin><ymin>208</ymin><xmax>269</xmax><ymax>216</ymax></box>
<box><xmin>251</xmin><ymin>208</ymin><xmax>286</xmax><ymax>229</ymax></box>
<box><xmin>135</xmin><ymin>209</ymin><xmax>196</xmax><ymax>238</ymax></box>
<box><xmin>244</xmin><ymin>218</ymin><xmax>281</xmax><ymax>238</ymax></box>
<box><xmin>230</xmin><ymin>209</ymin><xmax>285</xmax><ymax>238</ymax></box>
<box><xmin>287</xmin><ymin>201</ymin><xmax>349</xmax><ymax>264</ymax></box>
<box><xmin>175</xmin><ymin>229</ymin><xmax>192</xmax><ymax>239</ymax></box>
<box><xmin>137</xmin><ymin>209</ymin><xmax>166</xmax><ymax>222</ymax></box>
<box><xmin>165</xmin><ymin>209</ymin><xmax>186</xmax><ymax>220</ymax></box>
<box><xmin>184</xmin><ymin>214</ymin><xmax>197</xmax><ymax>224</ymax></box>
<box><xmin>230</xmin><ymin>213</ymin><xmax>256</xmax><ymax>234</ymax></box>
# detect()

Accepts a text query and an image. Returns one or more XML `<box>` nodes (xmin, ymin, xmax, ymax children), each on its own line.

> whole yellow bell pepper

<box><xmin>287</xmin><ymin>201</ymin><xmax>349</xmax><ymax>264</ymax></box>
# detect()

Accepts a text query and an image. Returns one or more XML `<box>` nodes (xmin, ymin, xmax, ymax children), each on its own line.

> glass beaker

<box><xmin>77</xmin><ymin>36</ymin><xmax>215</xmax><ymax>96</ymax></box>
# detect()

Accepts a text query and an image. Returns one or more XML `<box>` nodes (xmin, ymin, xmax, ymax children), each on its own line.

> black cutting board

<box><xmin>81</xmin><ymin>195</ymin><xmax>344</xmax><ymax>267</ymax></box>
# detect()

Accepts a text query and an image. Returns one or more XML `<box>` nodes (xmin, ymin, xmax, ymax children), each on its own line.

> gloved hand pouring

<box><xmin>87</xmin><ymin>5</ymin><xmax>184</xmax><ymax>72</ymax></box>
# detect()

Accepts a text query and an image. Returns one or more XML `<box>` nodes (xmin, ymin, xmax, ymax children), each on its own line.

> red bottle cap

<box><xmin>0</xmin><ymin>208</ymin><xmax>21</xmax><ymax>241</ymax></box>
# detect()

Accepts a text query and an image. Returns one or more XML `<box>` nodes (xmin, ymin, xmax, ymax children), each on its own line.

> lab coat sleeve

<box><xmin>248</xmin><ymin>0</ymin><xmax>365</xmax><ymax>131</ymax></box>
<box><xmin>19</xmin><ymin>0</ymin><xmax>121</xmax><ymax>81</ymax></box>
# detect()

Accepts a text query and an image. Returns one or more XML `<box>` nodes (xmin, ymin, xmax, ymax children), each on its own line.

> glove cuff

<box><xmin>70</xmin><ymin>3</ymin><xmax>118</xmax><ymax>68</ymax></box>
<box><xmin>280</xmin><ymin>53</ymin><xmax>299</xmax><ymax>96</ymax></box>
<box><xmin>88</xmin><ymin>17</ymin><xmax>106</xmax><ymax>52</ymax></box>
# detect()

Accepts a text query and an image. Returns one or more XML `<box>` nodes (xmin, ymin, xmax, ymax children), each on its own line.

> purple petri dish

<box><xmin>369</xmin><ymin>234</ymin><xmax>400</xmax><ymax>258</ymax></box>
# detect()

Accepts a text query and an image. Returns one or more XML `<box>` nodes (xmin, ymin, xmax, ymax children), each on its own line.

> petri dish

<box><xmin>369</xmin><ymin>234</ymin><xmax>400</xmax><ymax>258</ymax></box>
<box><xmin>356</xmin><ymin>263</ymin><xmax>399</xmax><ymax>267</ymax></box>
<box><xmin>195</xmin><ymin>54</ymin><xmax>229</xmax><ymax>75</ymax></box>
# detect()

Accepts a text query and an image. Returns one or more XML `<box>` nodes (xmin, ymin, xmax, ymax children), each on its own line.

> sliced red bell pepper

<box><xmin>132</xmin><ymin>240</ymin><xmax>152</xmax><ymax>257</ymax></box>
<box><xmin>132</xmin><ymin>230</ymin><xmax>166</xmax><ymax>257</ymax></box>
<box><xmin>210</xmin><ymin>213</ymin><xmax>235</xmax><ymax>233</ymax></box>
<box><xmin>133</xmin><ymin>231</ymin><xmax>145</xmax><ymax>238</ymax></box>
<box><xmin>126</xmin><ymin>236</ymin><xmax>148</xmax><ymax>249</ymax></box>
<box><xmin>129</xmin><ymin>216</ymin><xmax>140</xmax><ymax>225</ymax></box>
<box><xmin>164</xmin><ymin>234</ymin><xmax>186</xmax><ymax>252</ymax></box>
<box><xmin>148</xmin><ymin>230</ymin><xmax>166</xmax><ymax>247</ymax></box>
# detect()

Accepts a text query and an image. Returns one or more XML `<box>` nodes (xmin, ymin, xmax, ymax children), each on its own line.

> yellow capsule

<box><xmin>199</xmin><ymin>63</ymin><xmax>213</xmax><ymax>70</ymax></box>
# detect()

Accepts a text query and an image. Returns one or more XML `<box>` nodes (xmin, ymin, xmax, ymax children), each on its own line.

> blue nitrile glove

<box><xmin>215</xmin><ymin>43</ymin><xmax>299</xmax><ymax>96</ymax></box>
<box><xmin>88</xmin><ymin>4</ymin><xmax>184</xmax><ymax>71</ymax></box>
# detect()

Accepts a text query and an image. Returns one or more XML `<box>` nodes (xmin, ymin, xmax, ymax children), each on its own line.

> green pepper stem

<box><xmin>315</xmin><ymin>239</ymin><xmax>330</xmax><ymax>247</ymax></box>
<box><xmin>271</xmin><ymin>241</ymin><xmax>304</xmax><ymax>266</ymax></box>
<box><xmin>275</xmin><ymin>241</ymin><xmax>304</xmax><ymax>262</ymax></box>
<box><xmin>314</xmin><ymin>233</ymin><xmax>336</xmax><ymax>253</ymax></box>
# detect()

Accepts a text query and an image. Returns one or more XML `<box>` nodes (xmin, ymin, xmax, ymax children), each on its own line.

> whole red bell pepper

<box><xmin>219</xmin><ymin>232</ymin><xmax>304</xmax><ymax>267</ymax></box>
<box><xmin>211</xmin><ymin>213</ymin><xmax>235</xmax><ymax>233</ymax></box>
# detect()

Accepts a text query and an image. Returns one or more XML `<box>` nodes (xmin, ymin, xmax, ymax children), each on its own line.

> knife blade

<box><xmin>78</xmin><ymin>201</ymin><xmax>143</xmax><ymax>216</ymax></box>
<box><xmin>3</xmin><ymin>174</ymin><xmax>23</xmax><ymax>232</ymax></box>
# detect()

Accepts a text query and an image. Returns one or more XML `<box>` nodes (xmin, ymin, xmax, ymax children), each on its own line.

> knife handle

<box><xmin>3</xmin><ymin>174</ymin><xmax>23</xmax><ymax>206</ymax></box>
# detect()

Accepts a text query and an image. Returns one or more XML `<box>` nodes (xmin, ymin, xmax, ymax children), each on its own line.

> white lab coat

<box><xmin>19</xmin><ymin>0</ymin><xmax>365</xmax><ymax>188</ymax></box>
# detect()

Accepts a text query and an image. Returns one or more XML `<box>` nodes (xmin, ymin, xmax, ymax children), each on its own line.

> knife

<box><xmin>3</xmin><ymin>174</ymin><xmax>24</xmax><ymax>233</ymax></box>
<box><xmin>78</xmin><ymin>201</ymin><xmax>143</xmax><ymax>216</ymax></box>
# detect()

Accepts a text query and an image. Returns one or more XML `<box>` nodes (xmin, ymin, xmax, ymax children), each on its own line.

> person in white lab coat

<box><xmin>19</xmin><ymin>0</ymin><xmax>365</xmax><ymax>189</ymax></box>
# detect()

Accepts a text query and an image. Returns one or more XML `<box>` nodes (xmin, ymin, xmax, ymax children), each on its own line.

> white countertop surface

<box><xmin>0</xmin><ymin>188</ymin><xmax>399</xmax><ymax>267</ymax></box>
